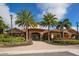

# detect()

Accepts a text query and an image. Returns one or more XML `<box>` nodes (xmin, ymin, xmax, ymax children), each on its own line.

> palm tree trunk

<box><xmin>25</xmin><ymin>26</ymin><xmax>33</xmax><ymax>44</ymax></box>
<box><xmin>48</xmin><ymin>25</ymin><xmax>50</xmax><ymax>43</ymax></box>
<box><xmin>61</xmin><ymin>26</ymin><xmax>64</xmax><ymax>39</ymax></box>
<box><xmin>25</xmin><ymin>27</ymin><xmax>28</xmax><ymax>41</ymax></box>
<box><xmin>28</xmin><ymin>29</ymin><xmax>33</xmax><ymax>44</ymax></box>
<box><xmin>25</xmin><ymin>29</ymin><xmax>28</xmax><ymax>41</ymax></box>
<box><xmin>62</xmin><ymin>30</ymin><xmax>64</xmax><ymax>39</ymax></box>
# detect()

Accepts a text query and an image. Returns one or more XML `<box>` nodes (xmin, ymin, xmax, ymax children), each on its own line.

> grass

<box><xmin>0</xmin><ymin>34</ymin><xmax>30</xmax><ymax>47</ymax></box>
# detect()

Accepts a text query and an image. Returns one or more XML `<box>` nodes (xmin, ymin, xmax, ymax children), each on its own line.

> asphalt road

<box><xmin>0</xmin><ymin>52</ymin><xmax>77</xmax><ymax>56</ymax></box>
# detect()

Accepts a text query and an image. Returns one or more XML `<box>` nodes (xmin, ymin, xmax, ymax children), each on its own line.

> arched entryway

<box><xmin>31</xmin><ymin>32</ymin><xmax>40</xmax><ymax>41</ymax></box>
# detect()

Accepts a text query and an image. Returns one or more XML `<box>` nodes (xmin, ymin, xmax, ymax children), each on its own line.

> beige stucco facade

<box><xmin>8</xmin><ymin>28</ymin><xmax>79</xmax><ymax>40</ymax></box>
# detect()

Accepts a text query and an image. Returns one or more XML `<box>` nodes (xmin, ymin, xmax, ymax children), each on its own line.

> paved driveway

<box><xmin>0</xmin><ymin>41</ymin><xmax>79</xmax><ymax>56</ymax></box>
<box><xmin>0</xmin><ymin>41</ymin><xmax>75</xmax><ymax>51</ymax></box>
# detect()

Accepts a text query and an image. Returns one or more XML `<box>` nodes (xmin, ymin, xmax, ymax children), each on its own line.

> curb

<box><xmin>0</xmin><ymin>49</ymin><xmax>68</xmax><ymax>55</ymax></box>
<box><xmin>0</xmin><ymin>49</ymin><xmax>79</xmax><ymax>56</ymax></box>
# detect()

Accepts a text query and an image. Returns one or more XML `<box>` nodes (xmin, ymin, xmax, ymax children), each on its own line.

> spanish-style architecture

<box><xmin>7</xmin><ymin>28</ymin><xmax>24</xmax><ymax>36</ymax></box>
<box><xmin>7</xmin><ymin>27</ymin><xmax>79</xmax><ymax>41</ymax></box>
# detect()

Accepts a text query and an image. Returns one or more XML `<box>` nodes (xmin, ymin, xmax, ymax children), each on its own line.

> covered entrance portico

<box><xmin>28</xmin><ymin>29</ymin><xmax>45</xmax><ymax>41</ymax></box>
<box><xmin>31</xmin><ymin>32</ymin><xmax>40</xmax><ymax>41</ymax></box>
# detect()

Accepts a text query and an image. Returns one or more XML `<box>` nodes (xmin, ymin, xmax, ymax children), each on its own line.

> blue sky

<box><xmin>0</xmin><ymin>3</ymin><xmax>79</xmax><ymax>30</ymax></box>
<box><xmin>6</xmin><ymin>3</ymin><xmax>42</xmax><ymax>22</ymax></box>
<box><xmin>65</xmin><ymin>3</ymin><xmax>79</xmax><ymax>27</ymax></box>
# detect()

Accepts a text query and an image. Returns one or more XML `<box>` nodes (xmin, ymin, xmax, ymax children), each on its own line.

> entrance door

<box><xmin>32</xmin><ymin>33</ymin><xmax>40</xmax><ymax>41</ymax></box>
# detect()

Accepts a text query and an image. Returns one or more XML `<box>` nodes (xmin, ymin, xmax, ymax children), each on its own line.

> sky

<box><xmin>0</xmin><ymin>3</ymin><xmax>79</xmax><ymax>30</ymax></box>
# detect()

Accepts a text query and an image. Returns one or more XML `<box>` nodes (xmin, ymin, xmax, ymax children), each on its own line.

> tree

<box><xmin>56</xmin><ymin>19</ymin><xmax>72</xmax><ymax>39</ymax></box>
<box><xmin>40</xmin><ymin>13</ymin><xmax>58</xmax><ymax>43</ymax></box>
<box><xmin>0</xmin><ymin>16</ymin><xmax>8</xmax><ymax>33</ymax></box>
<box><xmin>15</xmin><ymin>9</ymin><xmax>37</xmax><ymax>43</ymax></box>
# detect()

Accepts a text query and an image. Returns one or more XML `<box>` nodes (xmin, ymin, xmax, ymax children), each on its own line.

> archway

<box><xmin>31</xmin><ymin>32</ymin><xmax>40</xmax><ymax>41</ymax></box>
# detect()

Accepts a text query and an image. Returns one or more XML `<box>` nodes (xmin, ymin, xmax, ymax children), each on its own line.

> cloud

<box><xmin>0</xmin><ymin>4</ymin><xmax>10</xmax><ymax>24</ymax></box>
<box><xmin>0</xmin><ymin>3</ymin><xmax>72</xmax><ymax>30</ymax></box>
<box><xmin>37</xmin><ymin>3</ymin><xmax>72</xmax><ymax>20</ymax></box>
<box><xmin>71</xmin><ymin>26</ymin><xmax>79</xmax><ymax>31</ymax></box>
<box><xmin>0</xmin><ymin>3</ymin><xmax>19</xmax><ymax>29</ymax></box>
<box><xmin>71</xmin><ymin>26</ymin><xmax>77</xmax><ymax>31</ymax></box>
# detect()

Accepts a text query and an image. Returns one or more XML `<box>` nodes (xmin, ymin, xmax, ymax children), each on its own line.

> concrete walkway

<box><xmin>0</xmin><ymin>41</ymin><xmax>79</xmax><ymax>55</ymax></box>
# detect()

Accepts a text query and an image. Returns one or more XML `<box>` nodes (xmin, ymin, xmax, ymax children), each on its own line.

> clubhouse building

<box><xmin>7</xmin><ymin>27</ymin><xmax>79</xmax><ymax>41</ymax></box>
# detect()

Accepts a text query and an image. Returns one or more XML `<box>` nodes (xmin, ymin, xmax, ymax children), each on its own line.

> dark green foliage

<box><xmin>15</xmin><ymin>9</ymin><xmax>37</xmax><ymax>28</ymax></box>
<box><xmin>39</xmin><ymin>13</ymin><xmax>58</xmax><ymax>43</ymax></box>
<box><xmin>0</xmin><ymin>17</ymin><xmax>8</xmax><ymax>30</ymax></box>
<box><xmin>0</xmin><ymin>34</ymin><xmax>29</xmax><ymax>46</ymax></box>
<box><xmin>53</xmin><ymin>40</ymin><xmax>79</xmax><ymax>45</ymax></box>
<box><xmin>0</xmin><ymin>34</ymin><xmax>24</xmax><ymax>42</ymax></box>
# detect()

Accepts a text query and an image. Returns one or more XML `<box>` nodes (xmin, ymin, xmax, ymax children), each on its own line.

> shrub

<box><xmin>0</xmin><ymin>34</ymin><xmax>29</xmax><ymax>47</ymax></box>
<box><xmin>0</xmin><ymin>34</ymin><xmax>4</xmax><ymax>38</ymax></box>
<box><xmin>53</xmin><ymin>40</ymin><xmax>79</xmax><ymax>45</ymax></box>
<box><xmin>0</xmin><ymin>34</ymin><xmax>25</xmax><ymax>42</ymax></box>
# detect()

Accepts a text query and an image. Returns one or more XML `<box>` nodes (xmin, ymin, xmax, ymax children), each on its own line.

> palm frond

<box><xmin>40</xmin><ymin>12</ymin><xmax>58</xmax><ymax>28</ymax></box>
<box><xmin>15</xmin><ymin>9</ymin><xmax>37</xmax><ymax>29</ymax></box>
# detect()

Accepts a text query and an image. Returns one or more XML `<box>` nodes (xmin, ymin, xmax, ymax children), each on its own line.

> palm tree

<box><xmin>15</xmin><ymin>9</ymin><xmax>37</xmax><ymax>43</ymax></box>
<box><xmin>39</xmin><ymin>13</ymin><xmax>58</xmax><ymax>43</ymax></box>
<box><xmin>0</xmin><ymin>16</ymin><xmax>8</xmax><ymax>33</ymax></box>
<box><xmin>56</xmin><ymin>19</ymin><xmax>72</xmax><ymax>39</ymax></box>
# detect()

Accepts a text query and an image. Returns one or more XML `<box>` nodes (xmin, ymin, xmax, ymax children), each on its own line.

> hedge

<box><xmin>0</xmin><ymin>34</ymin><xmax>32</xmax><ymax>47</ymax></box>
<box><xmin>53</xmin><ymin>40</ymin><xmax>79</xmax><ymax>45</ymax></box>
